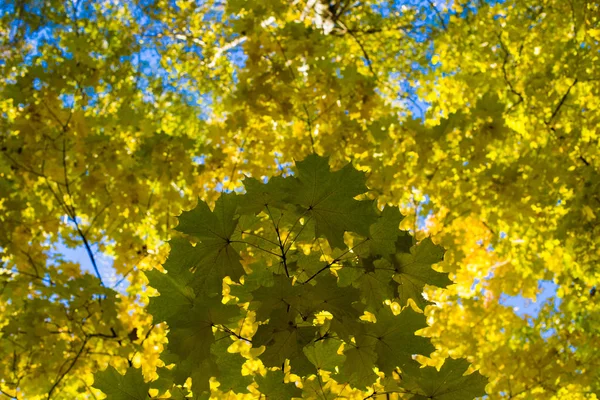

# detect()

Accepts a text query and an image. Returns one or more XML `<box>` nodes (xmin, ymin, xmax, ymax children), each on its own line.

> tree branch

<box><xmin>546</xmin><ymin>78</ymin><xmax>578</xmax><ymax>126</ymax></box>
<box><xmin>302</xmin><ymin>238</ymin><xmax>369</xmax><ymax>284</ymax></box>
<box><xmin>59</xmin><ymin>137</ymin><xmax>104</xmax><ymax>285</ymax></box>
<box><xmin>497</xmin><ymin>34</ymin><xmax>524</xmax><ymax>109</ymax></box>
<box><xmin>265</xmin><ymin>204</ymin><xmax>290</xmax><ymax>277</ymax></box>
<box><xmin>47</xmin><ymin>338</ymin><xmax>89</xmax><ymax>399</ymax></box>
<box><xmin>426</xmin><ymin>0</ymin><xmax>447</xmax><ymax>31</ymax></box>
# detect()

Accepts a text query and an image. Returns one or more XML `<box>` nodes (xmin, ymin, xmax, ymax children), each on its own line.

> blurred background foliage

<box><xmin>0</xmin><ymin>0</ymin><xmax>599</xmax><ymax>398</ymax></box>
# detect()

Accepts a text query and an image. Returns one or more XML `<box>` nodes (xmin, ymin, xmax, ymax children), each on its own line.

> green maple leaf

<box><xmin>162</xmin><ymin>311</ymin><xmax>245</xmax><ymax>396</ymax></box>
<box><xmin>174</xmin><ymin>193</ymin><xmax>245</xmax><ymax>283</ymax></box>
<box><xmin>150</xmin><ymin>366</ymin><xmax>194</xmax><ymax>399</ymax></box>
<box><xmin>393</xmin><ymin>237</ymin><xmax>452</xmax><ymax>309</ymax></box>
<box><xmin>338</xmin><ymin>259</ymin><xmax>396</xmax><ymax>311</ymax></box>
<box><xmin>401</xmin><ymin>358</ymin><xmax>488</xmax><ymax>400</ymax></box>
<box><xmin>255</xmin><ymin>370</ymin><xmax>302</xmax><ymax>399</ymax></box>
<box><xmin>369</xmin><ymin>205</ymin><xmax>404</xmax><ymax>257</ymax></box>
<box><xmin>334</xmin><ymin>337</ymin><xmax>379</xmax><ymax>390</ymax></box>
<box><xmin>358</xmin><ymin>269</ymin><xmax>397</xmax><ymax>311</ymax></box>
<box><xmin>250</xmin><ymin>275</ymin><xmax>304</xmax><ymax>321</ymax></box>
<box><xmin>337</xmin><ymin>261</ymin><xmax>365</xmax><ymax>286</ymax></box>
<box><xmin>211</xmin><ymin>336</ymin><xmax>252</xmax><ymax>393</ymax></box>
<box><xmin>189</xmin><ymin>358</ymin><xmax>217</xmax><ymax>397</ymax></box>
<box><xmin>395</xmin><ymin>231</ymin><xmax>415</xmax><ymax>254</ymax></box>
<box><xmin>145</xmin><ymin>269</ymin><xmax>194</xmax><ymax>324</ymax></box>
<box><xmin>368</xmin><ymin>307</ymin><xmax>434</xmax><ymax>374</ymax></box>
<box><xmin>290</xmin><ymin>252</ymin><xmax>327</xmax><ymax>282</ymax></box>
<box><xmin>160</xmin><ymin>237</ymin><xmax>222</xmax><ymax>297</ymax></box>
<box><xmin>159</xmin><ymin>352</ymin><xmax>215</xmax><ymax>397</ymax></box>
<box><xmin>167</xmin><ymin>295</ymin><xmax>239</xmax><ymax>365</ymax></box>
<box><xmin>287</xmin><ymin>154</ymin><xmax>378</xmax><ymax>249</ymax></box>
<box><xmin>92</xmin><ymin>366</ymin><xmax>149</xmax><ymax>400</ymax></box>
<box><xmin>240</xmin><ymin>175</ymin><xmax>292</xmax><ymax>214</ymax></box>
<box><xmin>228</xmin><ymin>262</ymin><xmax>274</xmax><ymax>303</ymax></box>
<box><xmin>167</xmin><ymin>387</ymin><xmax>192</xmax><ymax>400</ymax></box>
<box><xmin>302</xmin><ymin>338</ymin><xmax>345</xmax><ymax>372</ymax></box>
<box><xmin>176</xmin><ymin>193</ymin><xmax>239</xmax><ymax>239</ymax></box>
<box><xmin>150</xmin><ymin>367</ymin><xmax>176</xmax><ymax>394</ymax></box>
<box><xmin>302</xmin><ymin>376</ymin><xmax>338</xmax><ymax>400</ymax></box>
<box><xmin>304</xmin><ymin>273</ymin><xmax>363</xmax><ymax>319</ymax></box>
<box><xmin>252</xmin><ymin>309</ymin><xmax>317</xmax><ymax>376</ymax></box>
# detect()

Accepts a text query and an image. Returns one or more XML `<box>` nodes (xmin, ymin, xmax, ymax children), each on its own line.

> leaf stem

<box><xmin>302</xmin><ymin>239</ymin><xmax>369</xmax><ymax>284</ymax></box>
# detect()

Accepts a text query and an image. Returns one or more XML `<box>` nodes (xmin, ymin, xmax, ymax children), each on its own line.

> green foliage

<box><xmin>401</xmin><ymin>358</ymin><xmax>489</xmax><ymax>400</ymax></box>
<box><xmin>122</xmin><ymin>154</ymin><xmax>486</xmax><ymax>398</ymax></box>
<box><xmin>174</xmin><ymin>193</ymin><xmax>246</xmax><ymax>286</ymax></box>
<box><xmin>393</xmin><ymin>238</ymin><xmax>452</xmax><ymax>310</ymax></box>
<box><xmin>92</xmin><ymin>366</ymin><xmax>149</xmax><ymax>400</ymax></box>
<box><xmin>255</xmin><ymin>370</ymin><xmax>302</xmax><ymax>399</ymax></box>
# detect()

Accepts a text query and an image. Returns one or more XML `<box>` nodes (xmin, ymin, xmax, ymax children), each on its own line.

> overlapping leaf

<box><xmin>141</xmin><ymin>154</ymin><xmax>482</xmax><ymax>398</ymax></box>
<box><xmin>401</xmin><ymin>358</ymin><xmax>488</xmax><ymax>400</ymax></box>
<box><xmin>93</xmin><ymin>366</ymin><xmax>149</xmax><ymax>400</ymax></box>
<box><xmin>286</xmin><ymin>154</ymin><xmax>378</xmax><ymax>249</ymax></box>
<box><xmin>174</xmin><ymin>193</ymin><xmax>245</xmax><ymax>283</ymax></box>
<box><xmin>393</xmin><ymin>237</ymin><xmax>452</xmax><ymax>309</ymax></box>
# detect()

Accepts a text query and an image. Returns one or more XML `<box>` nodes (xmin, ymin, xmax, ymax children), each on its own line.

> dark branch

<box><xmin>47</xmin><ymin>338</ymin><xmax>89</xmax><ymax>399</ymax></box>
<box><xmin>302</xmin><ymin>238</ymin><xmax>369</xmax><ymax>284</ymax></box>
<box><xmin>546</xmin><ymin>78</ymin><xmax>578</xmax><ymax>125</ymax></box>
<box><xmin>427</xmin><ymin>0</ymin><xmax>447</xmax><ymax>30</ymax></box>
<box><xmin>497</xmin><ymin>34</ymin><xmax>524</xmax><ymax>109</ymax></box>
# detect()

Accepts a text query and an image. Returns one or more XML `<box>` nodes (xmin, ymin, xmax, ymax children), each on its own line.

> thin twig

<box><xmin>47</xmin><ymin>338</ymin><xmax>89</xmax><ymax>399</ymax></box>
<box><xmin>497</xmin><ymin>34</ymin><xmax>524</xmax><ymax>110</ymax></box>
<box><xmin>546</xmin><ymin>78</ymin><xmax>578</xmax><ymax>126</ymax></box>
<box><xmin>345</xmin><ymin>27</ymin><xmax>377</xmax><ymax>79</ymax></box>
<box><xmin>217</xmin><ymin>325</ymin><xmax>252</xmax><ymax>343</ymax></box>
<box><xmin>302</xmin><ymin>238</ymin><xmax>369</xmax><ymax>284</ymax></box>
<box><xmin>427</xmin><ymin>0</ymin><xmax>447</xmax><ymax>30</ymax></box>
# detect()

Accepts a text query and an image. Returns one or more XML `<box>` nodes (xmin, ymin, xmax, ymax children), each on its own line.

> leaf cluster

<box><xmin>94</xmin><ymin>155</ymin><xmax>486</xmax><ymax>399</ymax></box>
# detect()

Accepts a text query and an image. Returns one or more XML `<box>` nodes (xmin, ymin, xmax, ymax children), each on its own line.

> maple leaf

<box><xmin>401</xmin><ymin>358</ymin><xmax>488</xmax><ymax>400</ymax></box>
<box><xmin>302</xmin><ymin>339</ymin><xmax>346</xmax><ymax>371</ymax></box>
<box><xmin>338</xmin><ymin>259</ymin><xmax>396</xmax><ymax>311</ymax></box>
<box><xmin>211</xmin><ymin>335</ymin><xmax>252</xmax><ymax>393</ymax></box>
<box><xmin>92</xmin><ymin>366</ymin><xmax>149</xmax><ymax>400</ymax></box>
<box><xmin>369</xmin><ymin>205</ymin><xmax>404</xmax><ymax>257</ymax></box>
<box><xmin>167</xmin><ymin>387</ymin><xmax>192</xmax><ymax>400</ymax></box>
<box><xmin>393</xmin><ymin>237</ymin><xmax>452</xmax><ymax>309</ymax></box>
<box><xmin>189</xmin><ymin>358</ymin><xmax>217</xmax><ymax>396</ymax></box>
<box><xmin>240</xmin><ymin>175</ymin><xmax>293</xmax><ymax>214</ymax></box>
<box><xmin>159</xmin><ymin>237</ymin><xmax>222</xmax><ymax>297</ymax></box>
<box><xmin>145</xmin><ymin>269</ymin><xmax>194</xmax><ymax>324</ymax></box>
<box><xmin>286</xmin><ymin>154</ymin><xmax>378</xmax><ymax>249</ymax></box>
<box><xmin>304</xmin><ymin>273</ymin><xmax>363</xmax><ymax>320</ymax></box>
<box><xmin>252</xmin><ymin>308</ymin><xmax>318</xmax><ymax>376</ymax></box>
<box><xmin>137</xmin><ymin>155</ymin><xmax>481</xmax><ymax>398</ymax></box>
<box><xmin>150</xmin><ymin>366</ymin><xmax>190</xmax><ymax>397</ymax></box>
<box><xmin>302</xmin><ymin>376</ymin><xmax>339</xmax><ymax>400</ymax></box>
<box><xmin>174</xmin><ymin>193</ymin><xmax>245</xmax><ymax>283</ymax></box>
<box><xmin>250</xmin><ymin>275</ymin><xmax>304</xmax><ymax>321</ymax></box>
<box><xmin>333</xmin><ymin>306</ymin><xmax>433</xmax><ymax>389</ymax></box>
<box><xmin>290</xmin><ymin>252</ymin><xmax>327</xmax><ymax>282</ymax></box>
<box><xmin>167</xmin><ymin>295</ymin><xmax>239</xmax><ymax>366</ymax></box>
<box><xmin>334</xmin><ymin>338</ymin><xmax>379</xmax><ymax>390</ymax></box>
<box><xmin>368</xmin><ymin>307</ymin><xmax>434</xmax><ymax>374</ymax></box>
<box><xmin>255</xmin><ymin>370</ymin><xmax>302</xmax><ymax>399</ymax></box>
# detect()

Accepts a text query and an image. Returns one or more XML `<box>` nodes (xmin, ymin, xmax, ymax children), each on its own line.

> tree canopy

<box><xmin>0</xmin><ymin>0</ymin><xmax>598</xmax><ymax>399</ymax></box>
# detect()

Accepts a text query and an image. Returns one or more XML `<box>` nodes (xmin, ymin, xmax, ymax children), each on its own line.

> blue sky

<box><xmin>52</xmin><ymin>239</ymin><xmax>126</xmax><ymax>291</ymax></box>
